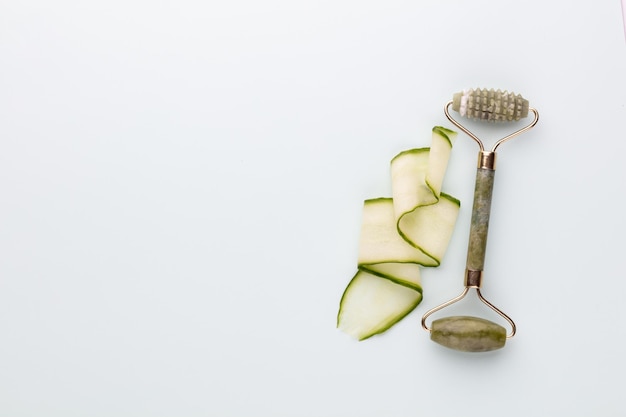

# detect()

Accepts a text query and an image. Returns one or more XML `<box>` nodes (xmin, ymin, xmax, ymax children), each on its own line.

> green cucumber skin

<box><xmin>466</xmin><ymin>168</ymin><xmax>495</xmax><ymax>271</ymax></box>
<box><xmin>358</xmin><ymin>264</ymin><xmax>423</xmax><ymax>292</ymax></box>
<box><xmin>440</xmin><ymin>192</ymin><xmax>460</xmax><ymax>207</ymax></box>
<box><xmin>363</xmin><ymin>197</ymin><xmax>392</xmax><ymax>205</ymax></box>
<box><xmin>395</xmin><ymin>193</ymin><xmax>461</xmax><ymax>268</ymax></box>
<box><xmin>390</xmin><ymin>147</ymin><xmax>429</xmax><ymax>165</ymax></box>
<box><xmin>432</xmin><ymin>126</ymin><xmax>457</xmax><ymax>147</ymax></box>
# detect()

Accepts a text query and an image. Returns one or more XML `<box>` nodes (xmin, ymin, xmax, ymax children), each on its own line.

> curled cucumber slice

<box><xmin>337</xmin><ymin>270</ymin><xmax>423</xmax><ymax>341</ymax></box>
<box><xmin>337</xmin><ymin>127</ymin><xmax>460</xmax><ymax>340</ymax></box>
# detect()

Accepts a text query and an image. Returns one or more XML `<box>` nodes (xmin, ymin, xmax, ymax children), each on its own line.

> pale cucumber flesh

<box><xmin>337</xmin><ymin>270</ymin><xmax>422</xmax><ymax>341</ymax></box>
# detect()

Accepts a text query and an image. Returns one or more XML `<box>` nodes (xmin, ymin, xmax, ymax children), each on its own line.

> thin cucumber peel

<box><xmin>337</xmin><ymin>127</ymin><xmax>460</xmax><ymax>341</ymax></box>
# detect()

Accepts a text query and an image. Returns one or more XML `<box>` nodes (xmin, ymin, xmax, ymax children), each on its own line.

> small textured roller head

<box><xmin>452</xmin><ymin>88</ymin><xmax>529</xmax><ymax>122</ymax></box>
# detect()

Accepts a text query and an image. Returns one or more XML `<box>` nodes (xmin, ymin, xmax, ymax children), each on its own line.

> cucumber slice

<box><xmin>337</xmin><ymin>270</ymin><xmax>423</xmax><ymax>341</ymax></box>
<box><xmin>390</xmin><ymin>127</ymin><xmax>457</xmax><ymax>217</ymax></box>
<box><xmin>337</xmin><ymin>126</ymin><xmax>460</xmax><ymax>340</ymax></box>
<box><xmin>391</xmin><ymin>148</ymin><xmax>435</xmax><ymax>211</ymax></box>
<box><xmin>358</xmin><ymin>198</ymin><xmax>435</xmax><ymax>270</ymax></box>
<box><xmin>396</xmin><ymin>192</ymin><xmax>460</xmax><ymax>267</ymax></box>
<box><xmin>426</xmin><ymin>127</ymin><xmax>457</xmax><ymax>196</ymax></box>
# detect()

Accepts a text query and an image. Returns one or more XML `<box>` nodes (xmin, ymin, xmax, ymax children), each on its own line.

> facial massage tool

<box><xmin>421</xmin><ymin>88</ymin><xmax>539</xmax><ymax>352</ymax></box>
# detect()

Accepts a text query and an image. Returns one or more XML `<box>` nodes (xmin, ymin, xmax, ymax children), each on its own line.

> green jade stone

<box><xmin>466</xmin><ymin>168</ymin><xmax>495</xmax><ymax>271</ymax></box>
<box><xmin>431</xmin><ymin>316</ymin><xmax>506</xmax><ymax>352</ymax></box>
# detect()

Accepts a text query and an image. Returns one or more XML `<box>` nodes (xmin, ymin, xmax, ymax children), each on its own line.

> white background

<box><xmin>1</xmin><ymin>1</ymin><xmax>626</xmax><ymax>416</ymax></box>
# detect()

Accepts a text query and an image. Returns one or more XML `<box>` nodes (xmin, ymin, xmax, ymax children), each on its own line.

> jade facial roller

<box><xmin>421</xmin><ymin>88</ymin><xmax>539</xmax><ymax>352</ymax></box>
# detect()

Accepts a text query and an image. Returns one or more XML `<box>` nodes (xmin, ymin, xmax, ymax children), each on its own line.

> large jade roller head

<box><xmin>421</xmin><ymin>88</ymin><xmax>539</xmax><ymax>353</ymax></box>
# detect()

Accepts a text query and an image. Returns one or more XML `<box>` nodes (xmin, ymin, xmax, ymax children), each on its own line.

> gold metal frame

<box><xmin>421</xmin><ymin>269</ymin><xmax>517</xmax><ymax>338</ymax></box>
<box><xmin>421</xmin><ymin>101</ymin><xmax>540</xmax><ymax>340</ymax></box>
<box><xmin>443</xmin><ymin>101</ymin><xmax>539</xmax><ymax>153</ymax></box>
